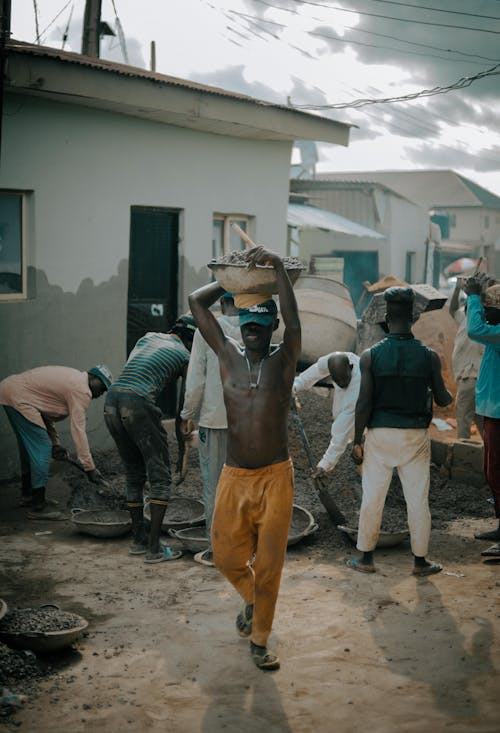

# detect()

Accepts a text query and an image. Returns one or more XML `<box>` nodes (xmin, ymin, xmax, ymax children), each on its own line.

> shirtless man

<box><xmin>188</xmin><ymin>246</ymin><xmax>301</xmax><ymax>671</ymax></box>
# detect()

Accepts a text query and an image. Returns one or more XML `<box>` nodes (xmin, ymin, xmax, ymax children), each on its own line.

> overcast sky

<box><xmin>12</xmin><ymin>0</ymin><xmax>500</xmax><ymax>196</ymax></box>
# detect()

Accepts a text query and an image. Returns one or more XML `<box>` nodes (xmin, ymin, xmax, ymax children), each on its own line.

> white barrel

<box><xmin>275</xmin><ymin>276</ymin><xmax>357</xmax><ymax>364</ymax></box>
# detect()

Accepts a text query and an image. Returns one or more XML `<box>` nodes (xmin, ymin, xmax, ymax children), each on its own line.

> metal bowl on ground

<box><xmin>207</xmin><ymin>261</ymin><xmax>305</xmax><ymax>295</ymax></box>
<box><xmin>337</xmin><ymin>525</ymin><xmax>409</xmax><ymax>548</ymax></box>
<box><xmin>169</xmin><ymin>526</ymin><xmax>208</xmax><ymax>554</ymax></box>
<box><xmin>288</xmin><ymin>504</ymin><xmax>318</xmax><ymax>546</ymax></box>
<box><xmin>143</xmin><ymin>497</ymin><xmax>205</xmax><ymax>532</ymax></box>
<box><xmin>0</xmin><ymin>605</ymin><xmax>88</xmax><ymax>653</ymax></box>
<box><xmin>70</xmin><ymin>508</ymin><xmax>132</xmax><ymax>538</ymax></box>
<box><xmin>170</xmin><ymin>505</ymin><xmax>317</xmax><ymax>553</ymax></box>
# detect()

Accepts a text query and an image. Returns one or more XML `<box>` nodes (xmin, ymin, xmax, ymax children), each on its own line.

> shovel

<box><xmin>57</xmin><ymin>454</ymin><xmax>110</xmax><ymax>489</ymax></box>
<box><xmin>290</xmin><ymin>397</ymin><xmax>346</xmax><ymax>526</ymax></box>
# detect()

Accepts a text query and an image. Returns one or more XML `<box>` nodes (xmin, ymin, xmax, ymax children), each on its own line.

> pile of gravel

<box><xmin>0</xmin><ymin>642</ymin><xmax>44</xmax><ymax>686</ymax></box>
<box><xmin>210</xmin><ymin>250</ymin><xmax>304</xmax><ymax>269</ymax></box>
<box><xmin>0</xmin><ymin>608</ymin><xmax>84</xmax><ymax>635</ymax></box>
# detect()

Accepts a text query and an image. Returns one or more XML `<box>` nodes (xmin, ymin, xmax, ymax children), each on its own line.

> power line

<box><xmin>292</xmin><ymin>63</ymin><xmax>500</xmax><ymax>109</ymax></box>
<box><xmin>229</xmin><ymin>9</ymin><xmax>499</xmax><ymax>66</ymax></box>
<box><xmin>367</xmin><ymin>0</ymin><xmax>500</xmax><ymax>22</ymax></box>
<box><xmin>61</xmin><ymin>1</ymin><xmax>74</xmax><ymax>49</ymax></box>
<box><xmin>109</xmin><ymin>0</ymin><xmax>129</xmax><ymax>63</ymax></box>
<box><xmin>35</xmin><ymin>0</ymin><xmax>73</xmax><ymax>44</ymax></box>
<box><xmin>257</xmin><ymin>0</ymin><xmax>500</xmax><ymax>35</ymax></box>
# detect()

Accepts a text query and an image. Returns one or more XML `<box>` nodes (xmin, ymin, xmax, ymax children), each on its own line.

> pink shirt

<box><xmin>0</xmin><ymin>366</ymin><xmax>95</xmax><ymax>470</ymax></box>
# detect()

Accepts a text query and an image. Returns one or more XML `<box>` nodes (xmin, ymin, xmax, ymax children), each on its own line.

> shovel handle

<box><xmin>231</xmin><ymin>222</ymin><xmax>256</xmax><ymax>250</ymax></box>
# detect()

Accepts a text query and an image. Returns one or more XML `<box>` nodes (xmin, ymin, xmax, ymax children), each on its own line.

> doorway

<box><xmin>127</xmin><ymin>206</ymin><xmax>180</xmax><ymax>416</ymax></box>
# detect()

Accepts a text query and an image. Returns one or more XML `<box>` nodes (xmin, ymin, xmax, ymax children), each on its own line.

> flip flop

<box><xmin>236</xmin><ymin>603</ymin><xmax>253</xmax><ymax>637</ymax></box>
<box><xmin>412</xmin><ymin>562</ymin><xmax>443</xmax><ymax>577</ymax></box>
<box><xmin>144</xmin><ymin>545</ymin><xmax>182</xmax><ymax>563</ymax></box>
<box><xmin>483</xmin><ymin>558</ymin><xmax>500</xmax><ymax>564</ymax></box>
<box><xmin>27</xmin><ymin>510</ymin><xmax>65</xmax><ymax>521</ymax></box>
<box><xmin>481</xmin><ymin>544</ymin><xmax>500</xmax><ymax>557</ymax></box>
<box><xmin>345</xmin><ymin>557</ymin><xmax>376</xmax><ymax>574</ymax></box>
<box><xmin>250</xmin><ymin>643</ymin><xmax>280</xmax><ymax>671</ymax></box>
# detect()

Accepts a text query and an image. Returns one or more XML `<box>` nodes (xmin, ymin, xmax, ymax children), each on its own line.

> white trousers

<box><xmin>357</xmin><ymin>428</ymin><xmax>431</xmax><ymax>557</ymax></box>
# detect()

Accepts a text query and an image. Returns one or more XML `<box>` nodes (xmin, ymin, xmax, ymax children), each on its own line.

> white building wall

<box><xmin>0</xmin><ymin>94</ymin><xmax>292</xmax><ymax>479</ymax></box>
<box><xmin>1</xmin><ymin>95</ymin><xmax>290</xmax><ymax>296</ymax></box>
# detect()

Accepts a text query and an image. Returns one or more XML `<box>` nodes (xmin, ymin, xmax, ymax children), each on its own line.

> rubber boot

<box><xmin>31</xmin><ymin>486</ymin><xmax>46</xmax><ymax>511</ymax></box>
<box><xmin>148</xmin><ymin>502</ymin><xmax>167</xmax><ymax>555</ymax></box>
<box><xmin>129</xmin><ymin>506</ymin><xmax>148</xmax><ymax>547</ymax></box>
<box><xmin>20</xmin><ymin>472</ymin><xmax>32</xmax><ymax>506</ymax></box>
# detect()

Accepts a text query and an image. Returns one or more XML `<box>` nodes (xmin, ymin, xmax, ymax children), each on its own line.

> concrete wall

<box><xmin>292</xmin><ymin>187</ymin><xmax>428</xmax><ymax>282</ymax></box>
<box><xmin>446</xmin><ymin>207</ymin><xmax>500</xmax><ymax>246</ymax></box>
<box><xmin>0</xmin><ymin>94</ymin><xmax>292</xmax><ymax>479</ymax></box>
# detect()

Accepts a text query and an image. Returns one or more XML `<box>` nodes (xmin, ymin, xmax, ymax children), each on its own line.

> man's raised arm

<box><xmin>188</xmin><ymin>282</ymin><xmax>226</xmax><ymax>355</ymax></box>
<box><xmin>244</xmin><ymin>246</ymin><xmax>301</xmax><ymax>361</ymax></box>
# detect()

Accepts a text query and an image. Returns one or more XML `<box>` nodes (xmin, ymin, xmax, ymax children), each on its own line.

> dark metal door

<box><xmin>332</xmin><ymin>250</ymin><xmax>379</xmax><ymax>316</ymax></box>
<box><xmin>127</xmin><ymin>206</ymin><xmax>179</xmax><ymax>416</ymax></box>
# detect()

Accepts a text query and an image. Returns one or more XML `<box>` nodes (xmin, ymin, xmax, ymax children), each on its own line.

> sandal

<box><xmin>144</xmin><ymin>545</ymin><xmax>182</xmax><ymax>563</ymax></box>
<box><xmin>345</xmin><ymin>557</ymin><xmax>376</xmax><ymax>574</ymax></box>
<box><xmin>236</xmin><ymin>603</ymin><xmax>253</xmax><ymax>638</ymax></box>
<box><xmin>250</xmin><ymin>642</ymin><xmax>280</xmax><ymax>671</ymax></box>
<box><xmin>412</xmin><ymin>562</ymin><xmax>442</xmax><ymax>577</ymax></box>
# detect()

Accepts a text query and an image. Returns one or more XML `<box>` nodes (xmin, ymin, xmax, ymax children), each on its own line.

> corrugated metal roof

<box><xmin>290</xmin><ymin>176</ymin><xmax>407</xmax><ymax>201</ymax></box>
<box><xmin>287</xmin><ymin>203</ymin><xmax>385</xmax><ymax>238</ymax></box>
<box><xmin>306</xmin><ymin>170</ymin><xmax>500</xmax><ymax>210</ymax></box>
<box><xmin>7</xmin><ymin>41</ymin><xmax>352</xmax><ymax>131</ymax></box>
<box><xmin>7</xmin><ymin>40</ymin><xmax>275</xmax><ymax>103</ymax></box>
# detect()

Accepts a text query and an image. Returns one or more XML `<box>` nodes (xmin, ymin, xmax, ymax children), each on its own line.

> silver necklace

<box><xmin>244</xmin><ymin>352</ymin><xmax>265</xmax><ymax>389</ymax></box>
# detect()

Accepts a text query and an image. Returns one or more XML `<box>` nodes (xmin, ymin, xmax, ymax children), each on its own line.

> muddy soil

<box><xmin>0</xmin><ymin>389</ymin><xmax>499</xmax><ymax>732</ymax></box>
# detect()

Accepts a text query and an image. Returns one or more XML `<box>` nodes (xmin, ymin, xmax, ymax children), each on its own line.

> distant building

<box><xmin>314</xmin><ymin>170</ymin><xmax>500</xmax><ymax>277</ymax></box>
<box><xmin>290</xmin><ymin>176</ymin><xmax>435</xmax><ymax>310</ymax></box>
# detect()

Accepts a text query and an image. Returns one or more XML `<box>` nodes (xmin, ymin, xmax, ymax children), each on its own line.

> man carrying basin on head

<box><xmin>293</xmin><ymin>351</ymin><xmax>360</xmax><ymax>478</ymax></box>
<box><xmin>104</xmin><ymin>317</ymin><xmax>196</xmax><ymax>564</ymax></box>
<box><xmin>349</xmin><ymin>286</ymin><xmax>452</xmax><ymax>576</ymax></box>
<box><xmin>188</xmin><ymin>246</ymin><xmax>301</xmax><ymax>671</ymax></box>
<box><xmin>462</xmin><ymin>277</ymin><xmax>500</xmax><ymax>551</ymax></box>
<box><xmin>0</xmin><ymin>364</ymin><xmax>112</xmax><ymax>519</ymax></box>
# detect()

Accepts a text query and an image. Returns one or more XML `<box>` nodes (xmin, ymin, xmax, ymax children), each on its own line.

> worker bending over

<box><xmin>293</xmin><ymin>351</ymin><xmax>360</xmax><ymax>478</ymax></box>
<box><xmin>0</xmin><ymin>364</ymin><xmax>112</xmax><ymax>519</ymax></box>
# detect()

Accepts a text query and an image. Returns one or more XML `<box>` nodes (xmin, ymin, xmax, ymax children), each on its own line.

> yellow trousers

<box><xmin>211</xmin><ymin>459</ymin><xmax>294</xmax><ymax>647</ymax></box>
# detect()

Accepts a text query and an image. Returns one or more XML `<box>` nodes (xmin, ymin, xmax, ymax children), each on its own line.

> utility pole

<box><xmin>0</xmin><ymin>0</ymin><xmax>11</xmax><ymax>166</ymax></box>
<box><xmin>82</xmin><ymin>0</ymin><xmax>102</xmax><ymax>57</ymax></box>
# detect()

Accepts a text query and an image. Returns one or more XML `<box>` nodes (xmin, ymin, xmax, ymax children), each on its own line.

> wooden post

<box><xmin>150</xmin><ymin>40</ymin><xmax>156</xmax><ymax>72</ymax></box>
<box><xmin>82</xmin><ymin>0</ymin><xmax>102</xmax><ymax>57</ymax></box>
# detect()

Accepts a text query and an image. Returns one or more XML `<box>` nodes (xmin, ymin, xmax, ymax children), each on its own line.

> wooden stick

<box><xmin>231</xmin><ymin>222</ymin><xmax>256</xmax><ymax>249</ymax></box>
<box><xmin>472</xmin><ymin>256</ymin><xmax>483</xmax><ymax>276</ymax></box>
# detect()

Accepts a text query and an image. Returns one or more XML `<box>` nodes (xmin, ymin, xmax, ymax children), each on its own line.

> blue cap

<box><xmin>239</xmin><ymin>299</ymin><xmax>277</xmax><ymax>327</ymax></box>
<box><xmin>88</xmin><ymin>364</ymin><xmax>113</xmax><ymax>390</ymax></box>
<box><xmin>384</xmin><ymin>286</ymin><xmax>415</xmax><ymax>304</ymax></box>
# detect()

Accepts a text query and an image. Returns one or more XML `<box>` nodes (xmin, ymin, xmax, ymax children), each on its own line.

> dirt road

<box><xmin>1</xmin><ymin>389</ymin><xmax>499</xmax><ymax>732</ymax></box>
<box><xmin>1</xmin><ymin>472</ymin><xmax>499</xmax><ymax>733</ymax></box>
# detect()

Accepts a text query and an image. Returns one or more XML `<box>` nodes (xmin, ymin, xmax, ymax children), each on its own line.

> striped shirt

<box><xmin>112</xmin><ymin>332</ymin><xmax>190</xmax><ymax>402</ymax></box>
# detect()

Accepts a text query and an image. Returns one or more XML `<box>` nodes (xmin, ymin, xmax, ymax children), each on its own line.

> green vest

<box><xmin>368</xmin><ymin>334</ymin><xmax>433</xmax><ymax>429</ymax></box>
